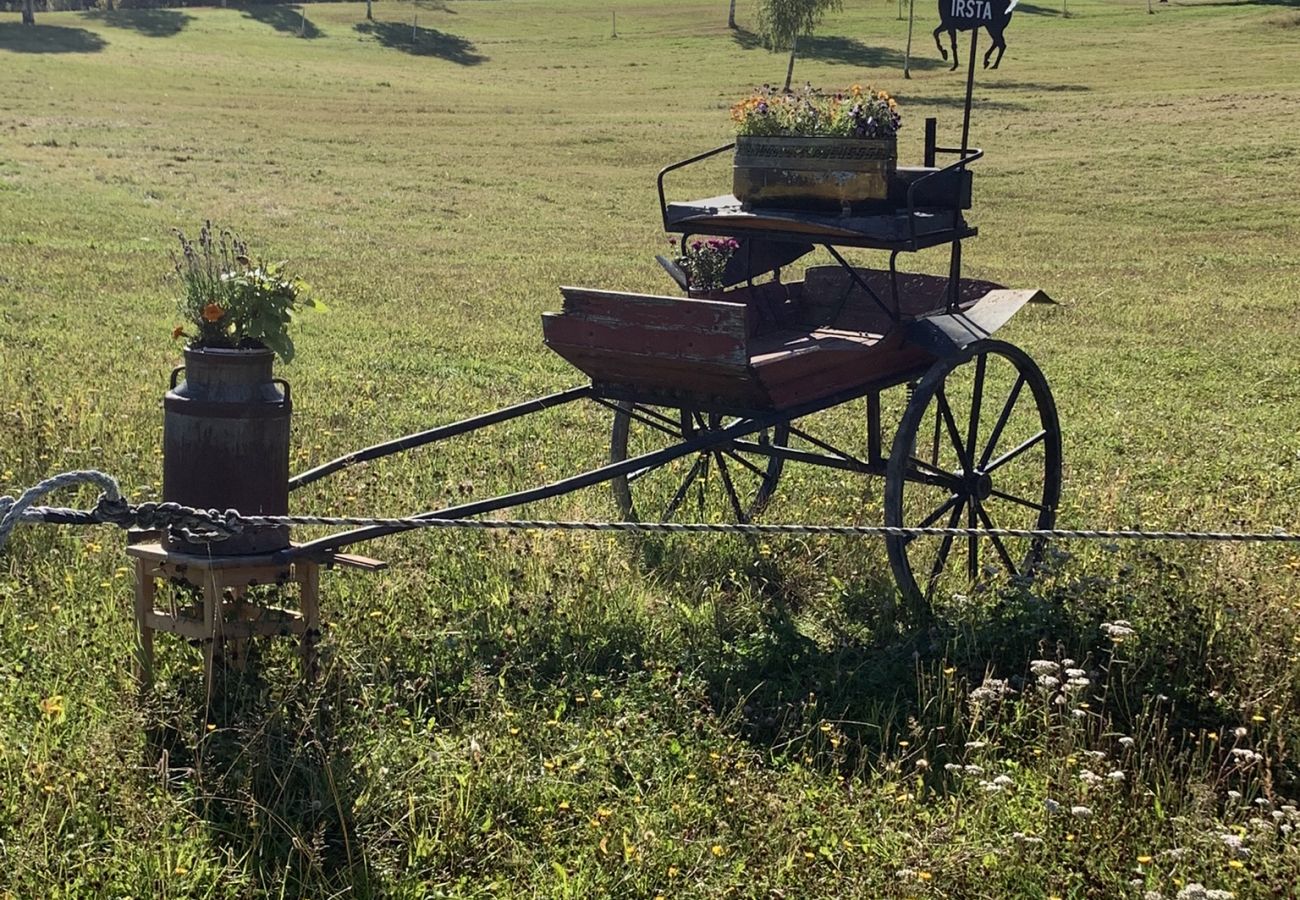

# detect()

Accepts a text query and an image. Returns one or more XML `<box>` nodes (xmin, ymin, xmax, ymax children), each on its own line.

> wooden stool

<box><xmin>127</xmin><ymin>542</ymin><xmax>384</xmax><ymax>695</ymax></box>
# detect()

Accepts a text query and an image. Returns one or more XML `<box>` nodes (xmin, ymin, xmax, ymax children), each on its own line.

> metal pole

<box><xmin>959</xmin><ymin>28</ymin><xmax>979</xmax><ymax>160</ymax></box>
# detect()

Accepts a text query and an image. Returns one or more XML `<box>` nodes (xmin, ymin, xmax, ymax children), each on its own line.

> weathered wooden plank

<box><xmin>543</xmin><ymin>313</ymin><xmax>749</xmax><ymax>367</ymax></box>
<box><xmin>559</xmin><ymin>287</ymin><xmax>749</xmax><ymax>336</ymax></box>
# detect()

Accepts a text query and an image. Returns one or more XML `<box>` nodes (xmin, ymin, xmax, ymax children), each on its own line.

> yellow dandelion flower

<box><xmin>918</xmin><ymin>871</ymin><xmax>932</xmax><ymax>881</ymax></box>
<box><xmin>1228</xmin><ymin>860</ymin><xmax>1245</xmax><ymax>869</ymax></box>
<box><xmin>944</xmin><ymin>666</ymin><xmax>956</xmax><ymax>676</ymax></box>
<box><xmin>668</xmin><ymin>866</ymin><xmax>680</xmax><ymax>878</ymax></box>
<box><xmin>39</xmin><ymin>695</ymin><xmax>65</xmax><ymax>719</ymax></box>
<box><xmin>711</xmin><ymin>844</ymin><xmax>725</xmax><ymax>858</ymax></box>
<box><xmin>819</xmin><ymin>723</ymin><xmax>832</xmax><ymax>733</ymax></box>
<box><xmin>558</xmin><ymin>800</ymin><xmax>570</xmax><ymax>811</ymax></box>
<box><xmin>597</xmin><ymin>807</ymin><xmax>612</xmax><ymax>819</ymax></box>
<box><xmin>1251</xmin><ymin>714</ymin><xmax>1266</xmax><ymax>722</ymax></box>
<box><xmin>1137</xmin><ymin>855</ymin><xmax>1153</xmax><ymax>864</ymax></box>
<box><xmin>804</xmin><ymin>851</ymin><xmax>815</xmax><ymax>860</ymax></box>
<box><xmin>591</xmin><ymin>689</ymin><xmax>603</xmax><ymax>700</ymax></box>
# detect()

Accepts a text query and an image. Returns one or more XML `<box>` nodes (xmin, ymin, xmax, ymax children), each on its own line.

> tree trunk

<box><xmin>367</xmin><ymin>0</ymin><xmax>374</xmax><ymax>21</ymax></box>
<box><xmin>728</xmin><ymin>0</ymin><xmax>737</xmax><ymax>29</ymax></box>
<box><xmin>21</xmin><ymin>0</ymin><xmax>35</xmax><ymax>25</ymax></box>
<box><xmin>904</xmin><ymin>0</ymin><xmax>915</xmax><ymax>78</ymax></box>
<box><xmin>782</xmin><ymin>34</ymin><xmax>798</xmax><ymax>92</ymax></box>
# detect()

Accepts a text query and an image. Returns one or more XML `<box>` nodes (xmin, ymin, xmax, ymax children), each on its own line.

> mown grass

<box><xmin>2</xmin><ymin>0</ymin><xmax>1299</xmax><ymax>896</ymax></box>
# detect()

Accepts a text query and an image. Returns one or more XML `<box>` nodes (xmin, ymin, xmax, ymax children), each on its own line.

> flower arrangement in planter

<box><xmin>172</xmin><ymin>222</ymin><xmax>321</xmax><ymax>364</ymax></box>
<box><xmin>163</xmin><ymin>222</ymin><xmax>323</xmax><ymax>555</ymax></box>
<box><xmin>729</xmin><ymin>83</ymin><xmax>902</xmax><ymax>212</ymax></box>
<box><xmin>670</xmin><ymin>236</ymin><xmax>740</xmax><ymax>293</ymax></box>
<box><xmin>731</xmin><ymin>82</ymin><xmax>901</xmax><ymax>139</ymax></box>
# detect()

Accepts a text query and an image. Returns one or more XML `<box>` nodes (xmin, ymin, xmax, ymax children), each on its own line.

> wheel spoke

<box><xmin>903</xmin><ymin>493</ymin><xmax>962</xmax><ymax>545</ymax></box>
<box><xmin>985</xmin><ymin>430</ymin><xmax>1047</xmax><ymax>474</ymax></box>
<box><xmin>988</xmin><ymin>487</ymin><xmax>1045</xmax><ymax>512</ymax></box>
<box><xmin>906</xmin><ymin>455</ymin><xmax>958</xmax><ymax>485</ymax></box>
<box><xmin>967</xmin><ymin>497</ymin><xmax>979</xmax><ymax>581</ymax></box>
<box><xmin>926</xmin><ymin>501</ymin><xmax>965</xmax><ymax>594</ymax></box>
<box><xmin>662</xmin><ymin>455</ymin><xmax>705</xmax><ymax>520</ymax></box>
<box><xmin>713</xmin><ymin>452</ymin><xmax>749</xmax><ymax>524</ymax></box>
<box><xmin>937</xmin><ymin>388</ymin><xmax>970</xmax><ymax>469</ymax></box>
<box><xmin>978</xmin><ymin>374</ymin><xmax>1026</xmax><ymax>470</ymax></box>
<box><xmin>974</xmin><ymin>501</ymin><xmax>1017</xmax><ymax>575</ymax></box>
<box><xmin>965</xmin><ymin>353</ymin><xmax>986</xmax><ymax>466</ymax></box>
<box><xmin>721</xmin><ymin>447</ymin><xmax>769</xmax><ymax>480</ymax></box>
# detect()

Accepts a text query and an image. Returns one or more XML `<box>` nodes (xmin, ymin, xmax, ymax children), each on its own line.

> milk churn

<box><xmin>163</xmin><ymin>346</ymin><xmax>291</xmax><ymax>554</ymax></box>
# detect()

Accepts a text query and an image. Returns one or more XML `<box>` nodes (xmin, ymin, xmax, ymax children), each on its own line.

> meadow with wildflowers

<box><xmin>1</xmin><ymin>0</ymin><xmax>1299</xmax><ymax>897</ymax></box>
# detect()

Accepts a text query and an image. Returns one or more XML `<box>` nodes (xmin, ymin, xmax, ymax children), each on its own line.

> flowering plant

<box><xmin>731</xmin><ymin>83</ymin><xmax>901</xmax><ymax>139</ymax></box>
<box><xmin>671</xmin><ymin>237</ymin><xmax>739</xmax><ymax>292</ymax></box>
<box><xmin>172</xmin><ymin>222</ymin><xmax>321</xmax><ymax>364</ymax></box>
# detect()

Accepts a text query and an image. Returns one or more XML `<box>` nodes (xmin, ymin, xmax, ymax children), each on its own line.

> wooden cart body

<box><xmin>543</xmin><ymin>267</ymin><xmax>1048</xmax><ymax>414</ymax></box>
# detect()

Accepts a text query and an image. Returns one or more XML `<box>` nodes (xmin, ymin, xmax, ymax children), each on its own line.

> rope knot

<box><xmin>93</xmin><ymin>495</ymin><xmax>134</xmax><ymax>527</ymax></box>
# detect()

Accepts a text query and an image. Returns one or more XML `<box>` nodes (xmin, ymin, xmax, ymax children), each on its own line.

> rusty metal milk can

<box><xmin>163</xmin><ymin>346</ymin><xmax>291</xmax><ymax>554</ymax></box>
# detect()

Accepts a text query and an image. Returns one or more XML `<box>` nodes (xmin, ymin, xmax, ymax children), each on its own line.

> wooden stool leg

<box><xmin>132</xmin><ymin>559</ymin><xmax>156</xmax><ymax>691</ymax></box>
<box><xmin>297</xmin><ymin>560</ymin><xmax>321</xmax><ymax>683</ymax></box>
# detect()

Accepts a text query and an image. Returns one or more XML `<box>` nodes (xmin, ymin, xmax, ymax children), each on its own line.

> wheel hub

<box><xmin>961</xmin><ymin>470</ymin><xmax>993</xmax><ymax>502</ymax></box>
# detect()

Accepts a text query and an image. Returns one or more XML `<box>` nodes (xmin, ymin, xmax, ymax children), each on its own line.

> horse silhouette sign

<box><xmin>934</xmin><ymin>0</ymin><xmax>1018</xmax><ymax>70</ymax></box>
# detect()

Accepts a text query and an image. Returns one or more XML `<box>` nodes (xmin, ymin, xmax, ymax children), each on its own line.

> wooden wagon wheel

<box><xmin>609</xmin><ymin>402</ymin><xmax>788</xmax><ymax>523</ymax></box>
<box><xmin>885</xmin><ymin>340</ymin><xmax>1062</xmax><ymax>605</ymax></box>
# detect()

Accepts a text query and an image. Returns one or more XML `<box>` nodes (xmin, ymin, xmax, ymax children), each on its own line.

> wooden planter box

<box><xmin>733</xmin><ymin>135</ymin><xmax>897</xmax><ymax>213</ymax></box>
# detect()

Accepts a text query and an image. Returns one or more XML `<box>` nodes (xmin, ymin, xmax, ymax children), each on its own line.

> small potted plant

<box><xmin>731</xmin><ymin>83</ymin><xmax>902</xmax><ymax>212</ymax></box>
<box><xmin>164</xmin><ymin>223</ymin><xmax>322</xmax><ymax>555</ymax></box>
<box><xmin>660</xmin><ymin>236</ymin><xmax>740</xmax><ymax>297</ymax></box>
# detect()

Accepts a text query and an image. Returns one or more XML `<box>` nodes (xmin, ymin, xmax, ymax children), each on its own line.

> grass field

<box><xmin>2</xmin><ymin>0</ymin><xmax>1300</xmax><ymax>896</ymax></box>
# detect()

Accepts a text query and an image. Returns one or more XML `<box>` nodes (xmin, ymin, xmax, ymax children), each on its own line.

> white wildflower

<box><xmin>1044</xmin><ymin>798</ymin><xmax>1061</xmax><ymax>814</ymax></box>
<box><xmin>1101</xmin><ymin>620</ymin><xmax>1135</xmax><ymax>639</ymax></box>
<box><xmin>969</xmin><ymin>678</ymin><xmax>1013</xmax><ymax>704</ymax></box>
<box><xmin>1227</xmin><ymin>790</ymin><xmax>1242</xmax><ymax>802</ymax></box>
<box><xmin>1061</xmin><ymin>658</ymin><xmax>1076</xmax><ymax>667</ymax></box>
<box><xmin>993</xmin><ymin>774</ymin><xmax>1014</xmax><ymax>787</ymax></box>
<box><xmin>1233</xmin><ymin>727</ymin><xmax>1248</xmax><ymax>739</ymax></box>
<box><xmin>1064</xmin><ymin>667</ymin><xmax>1087</xmax><ymax>679</ymax></box>
<box><xmin>1219</xmin><ymin>833</ymin><xmax>1249</xmax><ymax>858</ymax></box>
<box><xmin>965</xmin><ymin>740</ymin><xmax>987</xmax><ymax>749</ymax></box>
<box><xmin>1078</xmin><ymin>770</ymin><xmax>1103</xmax><ymax>786</ymax></box>
<box><xmin>944</xmin><ymin>763</ymin><xmax>962</xmax><ymax>773</ymax></box>
<box><xmin>1029</xmin><ymin>659</ymin><xmax>1059</xmax><ymax>676</ymax></box>
<box><xmin>964</xmin><ymin>764</ymin><xmax>984</xmax><ymax>775</ymax></box>
<box><xmin>1118</xmin><ymin>736</ymin><xmax>1136</xmax><ymax>748</ymax></box>
<box><xmin>1070</xmin><ymin>805</ymin><xmax>1093</xmax><ymax>818</ymax></box>
<box><xmin>1107</xmin><ymin>770</ymin><xmax>1126</xmax><ymax>782</ymax></box>
<box><xmin>1071</xmin><ymin>708</ymin><xmax>1088</xmax><ymax>719</ymax></box>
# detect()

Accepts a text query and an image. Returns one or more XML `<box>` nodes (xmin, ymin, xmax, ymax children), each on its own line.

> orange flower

<box><xmin>201</xmin><ymin>303</ymin><xmax>225</xmax><ymax>323</ymax></box>
<box><xmin>171</xmin><ymin>325</ymin><xmax>186</xmax><ymax>340</ymax></box>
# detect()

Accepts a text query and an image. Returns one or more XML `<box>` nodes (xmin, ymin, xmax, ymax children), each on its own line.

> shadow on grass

<box><xmin>354</xmin><ymin>19</ymin><xmax>485</xmax><ymax>64</ymax></box>
<box><xmin>147</xmin><ymin>662</ymin><xmax>369</xmax><ymax>894</ymax></box>
<box><xmin>0</xmin><ymin>22</ymin><xmax>107</xmax><ymax>53</ymax></box>
<box><xmin>731</xmin><ymin>28</ymin><xmax>946</xmax><ymax>72</ymax></box>
<box><xmin>80</xmin><ymin>8</ymin><xmax>192</xmax><ymax>38</ymax></box>
<box><xmin>241</xmin><ymin>4</ymin><xmax>323</xmax><ymax>40</ymax></box>
<box><xmin>1014</xmin><ymin>2</ymin><xmax>1066</xmax><ymax>15</ymax></box>
<box><xmin>983</xmin><ymin>79</ymin><xmax>1090</xmax><ymax>92</ymax></box>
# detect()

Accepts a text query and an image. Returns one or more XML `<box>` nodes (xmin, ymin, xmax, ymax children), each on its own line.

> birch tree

<box><xmin>754</xmin><ymin>0</ymin><xmax>843</xmax><ymax>92</ymax></box>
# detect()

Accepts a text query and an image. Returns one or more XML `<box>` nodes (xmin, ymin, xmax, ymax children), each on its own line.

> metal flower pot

<box><xmin>733</xmin><ymin>135</ymin><xmax>897</xmax><ymax>212</ymax></box>
<box><xmin>163</xmin><ymin>345</ymin><xmax>291</xmax><ymax>555</ymax></box>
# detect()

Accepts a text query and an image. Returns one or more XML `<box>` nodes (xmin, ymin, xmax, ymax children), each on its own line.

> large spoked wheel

<box><xmin>609</xmin><ymin>402</ymin><xmax>788</xmax><ymax>522</ymax></box>
<box><xmin>885</xmin><ymin>340</ymin><xmax>1062</xmax><ymax>605</ymax></box>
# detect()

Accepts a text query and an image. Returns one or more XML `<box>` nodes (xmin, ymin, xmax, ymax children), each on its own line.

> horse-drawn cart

<box><xmin>295</xmin><ymin>119</ymin><xmax>1061</xmax><ymax>604</ymax></box>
